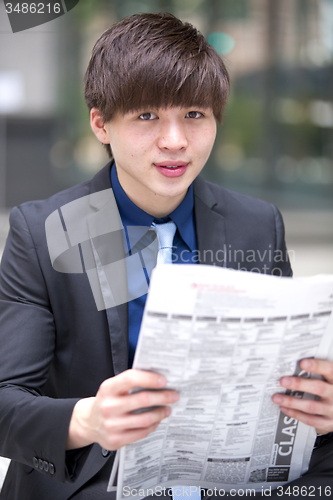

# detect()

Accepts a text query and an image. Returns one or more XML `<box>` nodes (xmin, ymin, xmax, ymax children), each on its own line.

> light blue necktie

<box><xmin>151</xmin><ymin>221</ymin><xmax>177</xmax><ymax>265</ymax></box>
<box><xmin>152</xmin><ymin>220</ymin><xmax>201</xmax><ymax>500</ymax></box>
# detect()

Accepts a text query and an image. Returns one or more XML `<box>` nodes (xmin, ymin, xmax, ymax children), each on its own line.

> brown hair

<box><xmin>84</xmin><ymin>12</ymin><xmax>230</xmax><ymax>158</ymax></box>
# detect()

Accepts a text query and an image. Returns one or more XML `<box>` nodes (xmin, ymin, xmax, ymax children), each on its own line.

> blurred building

<box><xmin>0</xmin><ymin>1</ymin><xmax>62</xmax><ymax>208</ymax></box>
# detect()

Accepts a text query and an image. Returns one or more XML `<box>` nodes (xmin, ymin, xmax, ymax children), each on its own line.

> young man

<box><xmin>0</xmin><ymin>12</ymin><xmax>333</xmax><ymax>500</ymax></box>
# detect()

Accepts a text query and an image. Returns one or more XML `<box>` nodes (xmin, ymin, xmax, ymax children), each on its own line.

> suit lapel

<box><xmin>193</xmin><ymin>176</ymin><xmax>227</xmax><ymax>268</ymax></box>
<box><xmin>87</xmin><ymin>164</ymin><xmax>129</xmax><ymax>375</ymax></box>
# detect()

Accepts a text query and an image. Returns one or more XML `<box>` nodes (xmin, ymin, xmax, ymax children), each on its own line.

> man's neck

<box><xmin>125</xmin><ymin>191</ymin><xmax>187</xmax><ymax>218</ymax></box>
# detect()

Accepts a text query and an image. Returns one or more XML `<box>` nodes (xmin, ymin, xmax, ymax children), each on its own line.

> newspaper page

<box><xmin>110</xmin><ymin>265</ymin><xmax>333</xmax><ymax>499</ymax></box>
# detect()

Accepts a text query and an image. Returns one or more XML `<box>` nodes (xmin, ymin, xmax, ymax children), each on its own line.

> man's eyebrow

<box><xmin>126</xmin><ymin>108</ymin><xmax>158</xmax><ymax>115</ymax></box>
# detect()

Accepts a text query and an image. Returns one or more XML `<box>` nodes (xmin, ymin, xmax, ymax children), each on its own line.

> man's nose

<box><xmin>157</xmin><ymin>122</ymin><xmax>189</xmax><ymax>151</ymax></box>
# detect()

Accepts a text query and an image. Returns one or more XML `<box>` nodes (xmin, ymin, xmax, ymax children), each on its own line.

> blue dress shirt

<box><xmin>111</xmin><ymin>163</ymin><xmax>198</xmax><ymax>366</ymax></box>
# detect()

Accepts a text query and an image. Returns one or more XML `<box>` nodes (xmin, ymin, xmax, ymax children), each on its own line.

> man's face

<box><xmin>100</xmin><ymin>106</ymin><xmax>217</xmax><ymax>217</ymax></box>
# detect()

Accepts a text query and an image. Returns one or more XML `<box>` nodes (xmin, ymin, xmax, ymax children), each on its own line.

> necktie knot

<box><xmin>151</xmin><ymin>220</ymin><xmax>176</xmax><ymax>265</ymax></box>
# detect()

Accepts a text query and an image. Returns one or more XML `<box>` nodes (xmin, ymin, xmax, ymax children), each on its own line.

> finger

<box><xmin>109</xmin><ymin>405</ymin><xmax>172</xmax><ymax>433</ymax></box>
<box><xmin>99</xmin><ymin>389</ymin><xmax>179</xmax><ymax>416</ymax></box>
<box><xmin>106</xmin><ymin>422</ymin><xmax>161</xmax><ymax>450</ymax></box>
<box><xmin>279</xmin><ymin>376</ymin><xmax>332</xmax><ymax>399</ymax></box>
<box><xmin>300</xmin><ymin>358</ymin><xmax>333</xmax><ymax>384</ymax></box>
<box><xmin>272</xmin><ymin>393</ymin><xmax>333</xmax><ymax>418</ymax></box>
<box><xmin>127</xmin><ymin>388</ymin><xmax>179</xmax><ymax>413</ymax></box>
<box><xmin>278</xmin><ymin>406</ymin><xmax>332</xmax><ymax>435</ymax></box>
<box><xmin>99</xmin><ymin>369</ymin><xmax>168</xmax><ymax>397</ymax></box>
<box><xmin>100</xmin><ymin>407</ymin><xmax>171</xmax><ymax>449</ymax></box>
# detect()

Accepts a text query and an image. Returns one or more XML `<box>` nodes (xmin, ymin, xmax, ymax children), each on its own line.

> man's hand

<box><xmin>67</xmin><ymin>369</ymin><xmax>179</xmax><ymax>451</ymax></box>
<box><xmin>272</xmin><ymin>358</ymin><xmax>333</xmax><ymax>435</ymax></box>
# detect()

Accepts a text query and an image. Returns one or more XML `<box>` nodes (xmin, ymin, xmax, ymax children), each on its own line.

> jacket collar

<box><xmin>193</xmin><ymin>176</ymin><xmax>226</xmax><ymax>267</ymax></box>
<box><xmin>88</xmin><ymin>161</ymin><xmax>129</xmax><ymax>375</ymax></box>
<box><xmin>89</xmin><ymin>161</ymin><xmax>114</xmax><ymax>196</ymax></box>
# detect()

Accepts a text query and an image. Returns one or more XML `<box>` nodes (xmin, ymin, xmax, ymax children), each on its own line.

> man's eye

<box><xmin>186</xmin><ymin>111</ymin><xmax>203</xmax><ymax>119</ymax></box>
<box><xmin>139</xmin><ymin>112</ymin><xmax>157</xmax><ymax>120</ymax></box>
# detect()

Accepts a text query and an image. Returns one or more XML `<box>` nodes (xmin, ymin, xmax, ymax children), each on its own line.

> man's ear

<box><xmin>90</xmin><ymin>108</ymin><xmax>110</xmax><ymax>144</ymax></box>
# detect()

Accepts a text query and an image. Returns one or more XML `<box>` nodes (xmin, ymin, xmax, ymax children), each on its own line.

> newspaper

<box><xmin>109</xmin><ymin>265</ymin><xmax>333</xmax><ymax>498</ymax></box>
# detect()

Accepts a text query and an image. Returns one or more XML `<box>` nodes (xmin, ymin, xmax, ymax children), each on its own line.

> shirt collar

<box><xmin>111</xmin><ymin>162</ymin><xmax>195</xmax><ymax>251</ymax></box>
<box><xmin>111</xmin><ymin>162</ymin><xmax>154</xmax><ymax>228</ymax></box>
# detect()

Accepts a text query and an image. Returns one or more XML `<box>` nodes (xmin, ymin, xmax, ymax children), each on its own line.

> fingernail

<box><xmin>273</xmin><ymin>394</ymin><xmax>283</xmax><ymax>404</ymax></box>
<box><xmin>280</xmin><ymin>377</ymin><xmax>292</xmax><ymax>387</ymax></box>
<box><xmin>158</xmin><ymin>376</ymin><xmax>167</xmax><ymax>387</ymax></box>
<box><xmin>301</xmin><ymin>359</ymin><xmax>311</xmax><ymax>370</ymax></box>
<box><xmin>172</xmin><ymin>392</ymin><xmax>180</xmax><ymax>402</ymax></box>
<box><xmin>165</xmin><ymin>407</ymin><xmax>172</xmax><ymax>417</ymax></box>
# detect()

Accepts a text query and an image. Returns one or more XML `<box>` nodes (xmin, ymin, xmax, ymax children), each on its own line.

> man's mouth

<box><xmin>154</xmin><ymin>161</ymin><xmax>189</xmax><ymax>167</ymax></box>
<box><xmin>154</xmin><ymin>162</ymin><xmax>189</xmax><ymax>177</ymax></box>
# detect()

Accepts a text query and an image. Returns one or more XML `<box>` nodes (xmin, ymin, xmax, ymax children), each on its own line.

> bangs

<box><xmin>103</xmin><ymin>50</ymin><xmax>229</xmax><ymax>122</ymax></box>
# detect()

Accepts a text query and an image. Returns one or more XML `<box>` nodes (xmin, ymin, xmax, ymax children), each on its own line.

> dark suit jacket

<box><xmin>0</xmin><ymin>162</ymin><xmax>292</xmax><ymax>499</ymax></box>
